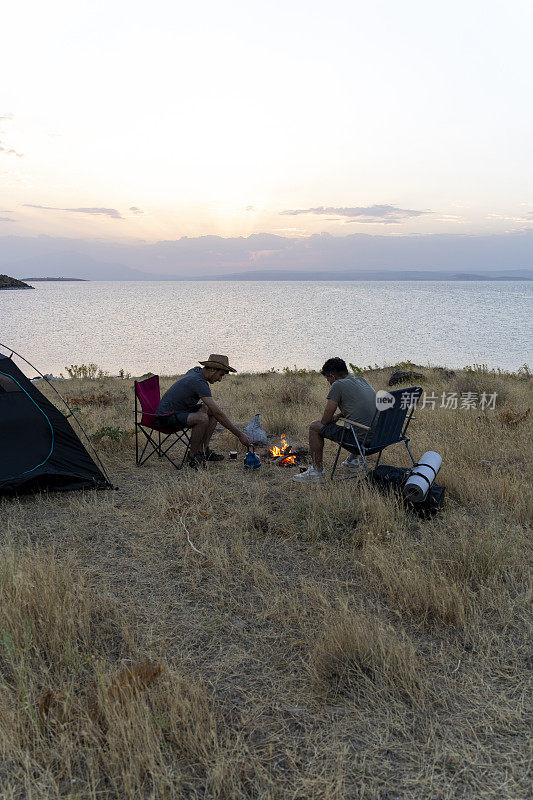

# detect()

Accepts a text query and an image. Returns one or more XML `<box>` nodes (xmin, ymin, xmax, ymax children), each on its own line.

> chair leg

<box><xmin>356</xmin><ymin>438</ymin><xmax>371</xmax><ymax>476</ymax></box>
<box><xmin>162</xmin><ymin>428</ymin><xmax>191</xmax><ymax>469</ymax></box>
<box><xmin>360</xmin><ymin>454</ymin><xmax>371</xmax><ymax>475</ymax></box>
<box><xmin>138</xmin><ymin>430</ymin><xmax>161</xmax><ymax>466</ymax></box>
<box><xmin>405</xmin><ymin>441</ymin><xmax>416</xmax><ymax>465</ymax></box>
<box><xmin>331</xmin><ymin>423</ymin><xmax>351</xmax><ymax>480</ymax></box>
<box><xmin>136</xmin><ymin>424</ymin><xmax>192</xmax><ymax>471</ymax></box>
<box><xmin>178</xmin><ymin>437</ymin><xmax>191</xmax><ymax>468</ymax></box>
<box><xmin>135</xmin><ymin>395</ymin><xmax>139</xmax><ymax>465</ymax></box>
<box><xmin>330</xmin><ymin>441</ymin><xmax>344</xmax><ymax>480</ymax></box>
<box><xmin>331</xmin><ymin>425</ymin><xmax>370</xmax><ymax>480</ymax></box>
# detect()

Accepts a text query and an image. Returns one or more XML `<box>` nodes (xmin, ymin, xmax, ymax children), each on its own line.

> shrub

<box><xmin>282</xmin><ymin>365</ymin><xmax>317</xmax><ymax>376</ymax></box>
<box><xmin>64</xmin><ymin>363</ymin><xmax>109</xmax><ymax>380</ymax></box>
<box><xmin>91</xmin><ymin>425</ymin><xmax>131</xmax><ymax>443</ymax></box>
<box><xmin>349</xmin><ymin>363</ymin><xmax>364</xmax><ymax>376</ymax></box>
<box><xmin>392</xmin><ymin>359</ymin><xmax>418</xmax><ymax>371</ymax></box>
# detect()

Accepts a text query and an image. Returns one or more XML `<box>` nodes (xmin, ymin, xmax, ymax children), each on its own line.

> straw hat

<box><xmin>198</xmin><ymin>354</ymin><xmax>237</xmax><ymax>373</ymax></box>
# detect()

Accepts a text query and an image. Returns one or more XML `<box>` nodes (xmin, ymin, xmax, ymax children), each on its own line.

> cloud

<box><xmin>0</xmin><ymin>114</ymin><xmax>24</xmax><ymax>157</ymax></box>
<box><xmin>489</xmin><ymin>212</ymin><xmax>533</xmax><ymax>222</ymax></box>
<box><xmin>0</xmin><ymin>144</ymin><xmax>24</xmax><ymax>158</ymax></box>
<box><xmin>24</xmin><ymin>204</ymin><xmax>123</xmax><ymax>219</ymax></box>
<box><xmin>0</xmin><ymin>216</ymin><xmax>14</xmax><ymax>222</ymax></box>
<box><xmin>129</xmin><ymin>206</ymin><xmax>144</xmax><ymax>215</ymax></box>
<box><xmin>280</xmin><ymin>204</ymin><xmax>428</xmax><ymax>224</ymax></box>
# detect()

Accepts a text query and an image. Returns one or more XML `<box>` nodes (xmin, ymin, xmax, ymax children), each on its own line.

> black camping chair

<box><xmin>134</xmin><ymin>375</ymin><xmax>191</xmax><ymax>469</ymax></box>
<box><xmin>330</xmin><ymin>386</ymin><xmax>422</xmax><ymax>480</ymax></box>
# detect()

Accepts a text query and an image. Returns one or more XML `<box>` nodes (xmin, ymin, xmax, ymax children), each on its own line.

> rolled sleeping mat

<box><xmin>403</xmin><ymin>451</ymin><xmax>442</xmax><ymax>504</ymax></box>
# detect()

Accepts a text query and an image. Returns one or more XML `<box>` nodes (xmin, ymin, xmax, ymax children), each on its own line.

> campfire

<box><xmin>270</xmin><ymin>434</ymin><xmax>297</xmax><ymax>466</ymax></box>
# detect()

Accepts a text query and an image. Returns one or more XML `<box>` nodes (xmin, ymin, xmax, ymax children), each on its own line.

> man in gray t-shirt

<box><xmin>155</xmin><ymin>354</ymin><xmax>251</xmax><ymax>468</ymax></box>
<box><xmin>293</xmin><ymin>357</ymin><xmax>377</xmax><ymax>482</ymax></box>
<box><xmin>157</xmin><ymin>366</ymin><xmax>212</xmax><ymax>419</ymax></box>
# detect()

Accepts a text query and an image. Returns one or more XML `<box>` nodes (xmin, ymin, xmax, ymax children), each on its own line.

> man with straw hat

<box><xmin>155</xmin><ymin>354</ymin><xmax>251</xmax><ymax>469</ymax></box>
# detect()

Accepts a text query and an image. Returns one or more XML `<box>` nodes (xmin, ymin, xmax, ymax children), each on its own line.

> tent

<box><xmin>0</xmin><ymin>352</ymin><xmax>113</xmax><ymax>496</ymax></box>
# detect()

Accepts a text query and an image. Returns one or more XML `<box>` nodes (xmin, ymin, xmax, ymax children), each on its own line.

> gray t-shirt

<box><xmin>157</xmin><ymin>367</ymin><xmax>212</xmax><ymax>415</ymax></box>
<box><xmin>327</xmin><ymin>375</ymin><xmax>377</xmax><ymax>429</ymax></box>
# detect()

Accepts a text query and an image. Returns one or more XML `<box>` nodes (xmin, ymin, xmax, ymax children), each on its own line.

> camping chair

<box><xmin>134</xmin><ymin>375</ymin><xmax>191</xmax><ymax>469</ymax></box>
<box><xmin>330</xmin><ymin>386</ymin><xmax>423</xmax><ymax>480</ymax></box>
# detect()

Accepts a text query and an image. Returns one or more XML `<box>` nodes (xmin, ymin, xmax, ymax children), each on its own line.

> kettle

<box><xmin>244</xmin><ymin>445</ymin><xmax>261</xmax><ymax>469</ymax></box>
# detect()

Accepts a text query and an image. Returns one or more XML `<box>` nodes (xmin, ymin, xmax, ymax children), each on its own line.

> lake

<box><xmin>2</xmin><ymin>280</ymin><xmax>531</xmax><ymax>376</ymax></box>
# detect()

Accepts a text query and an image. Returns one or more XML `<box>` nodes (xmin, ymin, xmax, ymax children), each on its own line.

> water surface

<box><xmin>2</xmin><ymin>280</ymin><xmax>531</xmax><ymax>375</ymax></box>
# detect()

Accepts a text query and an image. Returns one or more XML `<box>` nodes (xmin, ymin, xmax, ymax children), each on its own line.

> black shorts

<box><xmin>155</xmin><ymin>403</ymin><xmax>203</xmax><ymax>430</ymax></box>
<box><xmin>320</xmin><ymin>422</ymin><xmax>371</xmax><ymax>453</ymax></box>
<box><xmin>155</xmin><ymin>408</ymin><xmax>195</xmax><ymax>430</ymax></box>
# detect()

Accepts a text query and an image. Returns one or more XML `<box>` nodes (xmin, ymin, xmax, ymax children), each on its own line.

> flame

<box><xmin>270</xmin><ymin>433</ymin><xmax>290</xmax><ymax>458</ymax></box>
<box><xmin>270</xmin><ymin>434</ymin><xmax>297</xmax><ymax>464</ymax></box>
<box><xmin>280</xmin><ymin>454</ymin><xmax>296</xmax><ymax>465</ymax></box>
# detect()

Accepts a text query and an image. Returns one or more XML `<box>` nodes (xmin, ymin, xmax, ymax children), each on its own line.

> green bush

<box><xmin>90</xmin><ymin>425</ymin><xmax>129</xmax><ymax>443</ymax></box>
<box><xmin>349</xmin><ymin>363</ymin><xmax>364</xmax><ymax>376</ymax></box>
<box><xmin>64</xmin><ymin>363</ymin><xmax>109</xmax><ymax>380</ymax></box>
<box><xmin>282</xmin><ymin>365</ymin><xmax>317</xmax><ymax>377</ymax></box>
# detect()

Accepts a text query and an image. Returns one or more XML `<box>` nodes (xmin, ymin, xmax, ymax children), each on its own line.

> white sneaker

<box><xmin>341</xmin><ymin>455</ymin><xmax>363</xmax><ymax>473</ymax></box>
<box><xmin>292</xmin><ymin>466</ymin><xmax>325</xmax><ymax>483</ymax></box>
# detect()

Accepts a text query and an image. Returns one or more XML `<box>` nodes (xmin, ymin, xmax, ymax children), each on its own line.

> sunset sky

<box><xmin>1</xmin><ymin>0</ymin><xmax>532</xmax><ymax>246</ymax></box>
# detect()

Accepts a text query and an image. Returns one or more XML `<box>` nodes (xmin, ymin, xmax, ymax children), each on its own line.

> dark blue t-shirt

<box><xmin>156</xmin><ymin>367</ymin><xmax>212</xmax><ymax>415</ymax></box>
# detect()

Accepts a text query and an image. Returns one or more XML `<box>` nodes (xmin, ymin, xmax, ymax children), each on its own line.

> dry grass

<box><xmin>311</xmin><ymin>607</ymin><xmax>428</xmax><ymax>705</ymax></box>
<box><xmin>1</xmin><ymin>364</ymin><xmax>531</xmax><ymax>799</ymax></box>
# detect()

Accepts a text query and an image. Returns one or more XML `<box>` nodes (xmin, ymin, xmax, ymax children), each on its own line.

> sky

<box><xmin>1</xmin><ymin>0</ymin><xmax>532</xmax><ymax>263</ymax></box>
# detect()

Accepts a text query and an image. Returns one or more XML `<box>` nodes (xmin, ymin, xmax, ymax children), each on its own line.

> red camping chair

<box><xmin>134</xmin><ymin>375</ymin><xmax>191</xmax><ymax>469</ymax></box>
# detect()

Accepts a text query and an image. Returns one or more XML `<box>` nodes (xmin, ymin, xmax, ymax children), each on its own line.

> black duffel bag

<box><xmin>367</xmin><ymin>465</ymin><xmax>445</xmax><ymax>516</ymax></box>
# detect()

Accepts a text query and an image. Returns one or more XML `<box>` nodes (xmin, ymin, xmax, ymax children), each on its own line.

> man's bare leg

<box><xmin>200</xmin><ymin>413</ymin><xmax>217</xmax><ymax>452</ymax></box>
<box><xmin>309</xmin><ymin>420</ymin><xmax>325</xmax><ymax>469</ymax></box>
<box><xmin>186</xmin><ymin>411</ymin><xmax>209</xmax><ymax>456</ymax></box>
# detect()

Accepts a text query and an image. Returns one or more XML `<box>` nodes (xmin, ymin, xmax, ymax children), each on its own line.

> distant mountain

<box><xmin>9</xmin><ymin>255</ymin><xmax>533</xmax><ymax>283</ymax></box>
<box><xmin>23</xmin><ymin>277</ymin><xmax>88</xmax><ymax>281</ymax></box>
<box><xmin>10</xmin><ymin>252</ymin><xmax>155</xmax><ymax>281</ymax></box>
<box><xmin>199</xmin><ymin>268</ymin><xmax>533</xmax><ymax>281</ymax></box>
<box><xmin>2</xmin><ymin>231</ymin><xmax>532</xmax><ymax>281</ymax></box>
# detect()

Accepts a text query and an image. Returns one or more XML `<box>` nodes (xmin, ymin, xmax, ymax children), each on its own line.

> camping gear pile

<box><xmin>368</xmin><ymin>461</ymin><xmax>445</xmax><ymax>516</ymax></box>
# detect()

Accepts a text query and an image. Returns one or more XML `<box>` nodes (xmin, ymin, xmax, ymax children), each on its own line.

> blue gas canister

<box><xmin>244</xmin><ymin>446</ymin><xmax>261</xmax><ymax>469</ymax></box>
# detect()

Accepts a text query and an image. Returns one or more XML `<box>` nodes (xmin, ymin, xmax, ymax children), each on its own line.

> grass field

<box><xmin>1</xmin><ymin>364</ymin><xmax>531</xmax><ymax>799</ymax></box>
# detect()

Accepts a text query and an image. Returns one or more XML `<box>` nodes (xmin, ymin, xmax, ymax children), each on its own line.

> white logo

<box><xmin>376</xmin><ymin>390</ymin><xmax>396</xmax><ymax>410</ymax></box>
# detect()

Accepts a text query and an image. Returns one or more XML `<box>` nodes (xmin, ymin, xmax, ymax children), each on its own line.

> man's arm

<box><xmin>320</xmin><ymin>399</ymin><xmax>341</xmax><ymax>426</ymax></box>
<box><xmin>201</xmin><ymin>396</ymin><xmax>251</xmax><ymax>446</ymax></box>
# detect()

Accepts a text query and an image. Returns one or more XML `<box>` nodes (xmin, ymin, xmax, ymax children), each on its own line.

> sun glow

<box><xmin>1</xmin><ymin>0</ymin><xmax>531</xmax><ymax>242</ymax></box>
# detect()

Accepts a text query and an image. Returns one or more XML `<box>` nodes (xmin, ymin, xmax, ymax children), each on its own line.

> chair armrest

<box><xmin>133</xmin><ymin>409</ymin><xmax>173</xmax><ymax>416</ymax></box>
<box><xmin>338</xmin><ymin>417</ymin><xmax>370</xmax><ymax>431</ymax></box>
